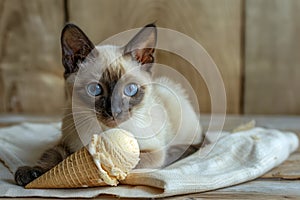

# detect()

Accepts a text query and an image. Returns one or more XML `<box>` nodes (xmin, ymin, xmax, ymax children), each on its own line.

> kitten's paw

<box><xmin>14</xmin><ymin>166</ymin><xmax>43</xmax><ymax>186</ymax></box>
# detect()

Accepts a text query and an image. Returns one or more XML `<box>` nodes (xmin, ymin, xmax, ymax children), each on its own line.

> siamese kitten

<box><xmin>15</xmin><ymin>23</ymin><xmax>203</xmax><ymax>186</ymax></box>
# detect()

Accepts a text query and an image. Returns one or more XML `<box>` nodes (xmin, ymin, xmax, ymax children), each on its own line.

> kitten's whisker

<box><xmin>62</xmin><ymin>110</ymin><xmax>96</xmax><ymax>118</ymax></box>
<box><xmin>61</xmin><ymin>115</ymin><xmax>95</xmax><ymax>132</ymax></box>
<box><xmin>69</xmin><ymin>106</ymin><xmax>97</xmax><ymax>112</ymax></box>
<box><xmin>62</xmin><ymin>114</ymin><xmax>92</xmax><ymax>127</ymax></box>
<box><xmin>132</xmin><ymin>111</ymin><xmax>149</xmax><ymax>127</ymax></box>
<box><xmin>61</xmin><ymin>114</ymin><xmax>93</xmax><ymax>130</ymax></box>
<box><xmin>62</xmin><ymin>112</ymin><xmax>95</xmax><ymax>121</ymax></box>
<box><xmin>63</xmin><ymin>117</ymin><xmax>98</xmax><ymax>139</ymax></box>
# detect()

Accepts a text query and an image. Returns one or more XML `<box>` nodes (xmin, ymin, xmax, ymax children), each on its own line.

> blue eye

<box><xmin>124</xmin><ymin>83</ymin><xmax>138</xmax><ymax>97</ymax></box>
<box><xmin>87</xmin><ymin>83</ymin><xmax>102</xmax><ymax>96</ymax></box>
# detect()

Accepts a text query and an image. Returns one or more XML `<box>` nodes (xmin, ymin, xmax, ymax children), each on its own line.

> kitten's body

<box><xmin>15</xmin><ymin>24</ymin><xmax>202</xmax><ymax>186</ymax></box>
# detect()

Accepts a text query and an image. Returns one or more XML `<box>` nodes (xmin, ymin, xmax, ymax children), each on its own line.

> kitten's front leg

<box><xmin>14</xmin><ymin>144</ymin><xmax>70</xmax><ymax>186</ymax></box>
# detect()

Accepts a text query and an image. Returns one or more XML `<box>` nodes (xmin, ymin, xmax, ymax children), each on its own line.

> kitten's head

<box><xmin>61</xmin><ymin>24</ymin><xmax>157</xmax><ymax>128</ymax></box>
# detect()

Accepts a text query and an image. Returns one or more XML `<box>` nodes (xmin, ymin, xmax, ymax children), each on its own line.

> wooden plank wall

<box><xmin>67</xmin><ymin>0</ymin><xmax>242</xmax><ymax>114</ymax></box>
<box><xmin>0</xmin><ymin>0</ymin><xmax>299</xmax><ymax>115</ymax></box>
<box><xmin>0</xmin><ymin>0</ymin><xmax>65</xmax><ymax>114</ymax></box>
<box><xmin>244</xmin><ymin>0</ymin><xmax>300</xmax><ymax>115</ymax></box>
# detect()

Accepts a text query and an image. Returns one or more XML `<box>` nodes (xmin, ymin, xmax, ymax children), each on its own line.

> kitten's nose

<box><xmin>112</xmin><ymin>106</ymin><xmax>122</xmax><ymax>118</ymax></box>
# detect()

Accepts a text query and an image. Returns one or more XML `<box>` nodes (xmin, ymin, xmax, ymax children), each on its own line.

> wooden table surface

<box><xmin>0</xmin><ymin>114</ymin><xmax>299</xmax><ymax>199</ymax></box>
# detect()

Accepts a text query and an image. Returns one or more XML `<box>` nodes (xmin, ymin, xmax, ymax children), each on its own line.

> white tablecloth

<box><xmin>0</xmin><ymin>123</ymin><xmax>298</xmax><ymax>198</ymax></box>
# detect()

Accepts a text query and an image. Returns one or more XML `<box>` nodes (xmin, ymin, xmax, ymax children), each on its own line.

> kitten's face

<box><xmin>69</xmin><ymin>47</ymin><xmax>151</xmax><ymax>127</ymax></box>
<box><xmin>61</xmin><ymin>24</ymin><xmax>156</xmax><ymax>128</ymax></box>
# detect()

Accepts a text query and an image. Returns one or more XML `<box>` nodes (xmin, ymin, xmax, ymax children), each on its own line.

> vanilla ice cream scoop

<box><xmin>25</xmin><ymin>129</ymin><xmax>140</xmax><ymax>189</ymax></box>
<box><xmin>88</xmin><ymin>129</ymin><xmax>140</xmax><ymax>186</ymax></box>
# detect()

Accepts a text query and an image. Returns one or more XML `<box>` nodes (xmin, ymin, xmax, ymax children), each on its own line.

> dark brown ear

<box><xmin>124</xmin><ymin>24</ymin><xmax>157</xmax><ymax>71</ymax></box>
<box><xmin>61</xmin><ymin>23</ymin><xmax>95</xmax><ymax>78</ymax></box>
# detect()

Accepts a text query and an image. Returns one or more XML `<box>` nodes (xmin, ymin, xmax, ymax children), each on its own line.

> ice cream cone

<box><xmin>25</xmin><ymin>147</ymin><xmax>107</xmax><ymax>189</ymax></box>
<box><xmin>25</xmin><ymin>129</ymin><xmax>140</xmax><ymax>189</ymax></box>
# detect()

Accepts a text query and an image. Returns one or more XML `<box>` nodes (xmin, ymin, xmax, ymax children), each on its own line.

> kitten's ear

<box><xmin>61</xmin><ymin>23</ymin><xmax>96</xmax><ymax>78</ymax></box>
<box><xmin>124</xmin><ymin>24</ymin><xmax>157</xmax><ymax>71</ymax></box>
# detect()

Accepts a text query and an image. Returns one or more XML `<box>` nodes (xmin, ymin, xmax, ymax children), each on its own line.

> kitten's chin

<box><xmin>98</xmin><ymin>114</ymin><xmax>131</xmax><ymax>128</ymax></box>
<box><xmin>104</xmin><ymin>120</ymin><xmax>118</xmax><ymax>128</ymax></box>
<box><xmin>101</xmin><ymin>118</ymin><xmax>125</xmax><ymax>128</ymax></box>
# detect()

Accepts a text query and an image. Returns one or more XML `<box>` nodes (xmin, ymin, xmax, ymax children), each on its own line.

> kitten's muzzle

<box><xmin>111</xmin><ymin>97</ymin><xmax>129</xmax><ymax>120</ymax></box>
<box><xmin>112</xmin><ymin>106</ymin><xmax>122</xmax><ymax>118</ymax></box>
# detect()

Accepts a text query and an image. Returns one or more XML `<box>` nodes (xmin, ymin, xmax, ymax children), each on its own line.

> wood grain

<box><xmin>262</xmin><ymin>152</ymin><xmax>300</xmax><ymax>180</ymax></box>
<box><xmin>68</xmin><ymin>0</ymin><xmax>242</xmax><ymax>113</ymax></box>
<box><xmin>0</xmin><ymin>0</ymin><xmax>65</xmax><ymax>114</ymax></box>
<box><xmin>244</xmin><ymin>0</ymin><xmax>300</xmax><ymax>114</ymax></box>
<box><xmin>0</xmin><ymin>1</ymin><xmax>5</xmax><ymax>113</ymax></box>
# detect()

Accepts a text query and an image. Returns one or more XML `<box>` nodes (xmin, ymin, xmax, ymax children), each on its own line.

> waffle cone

<box><xmin>25</xmin><ymin>147</ymin><xmax>107</xmax><ymax>189</ymax></box>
